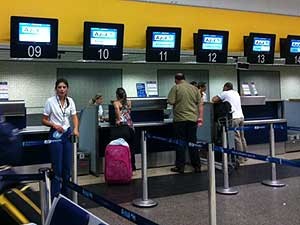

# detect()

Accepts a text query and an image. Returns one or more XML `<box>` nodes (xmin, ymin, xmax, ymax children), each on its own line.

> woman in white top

<box><xmin>42</xmin><ymin>78</ymin><xmax>79</xmax><ymax>199</ymax></box>
<box><xmin>89</xmin><ymin>93</ymin><xmax>105</xmax><ymax>122</ymax></box>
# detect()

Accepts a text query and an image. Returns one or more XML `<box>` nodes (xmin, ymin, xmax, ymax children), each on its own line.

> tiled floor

<box><xmin>71</xmin><ymin>150</ymin><xmax>300</xmax><ymax>225</ymax></box>
<box><xmin>16</xmin><ymin>150</ymin><xmax>300</xmax><ymax>225</ymax></box>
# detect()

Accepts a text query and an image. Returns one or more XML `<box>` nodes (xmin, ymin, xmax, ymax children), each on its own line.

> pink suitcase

<box><xmin>105</xmin><ymin>143</ymin><xmax>132</xmax><ymax>184</ymax></box>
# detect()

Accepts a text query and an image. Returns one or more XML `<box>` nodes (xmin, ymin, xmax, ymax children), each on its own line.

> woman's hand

<box><xmin>53</xmin><ymin>124</ymin><xmax>64</xmax><ymax>133</ymax></box>
<box><xmin>73</xmin><ymin>128</ymin><xmax>80</xmax><ymax>137</ymax></box>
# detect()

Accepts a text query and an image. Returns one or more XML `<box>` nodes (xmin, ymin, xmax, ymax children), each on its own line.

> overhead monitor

<box><xmin>10</xmin><ymin>16</ymin><xmax>58</xmax><ymax>58</ymax></box>
<box><xmin>244</xmin><ymin>32</ymin><xmax>276</xmax><ymax>64</ymax></box>
<box><xmin>83</xmin><ymin>22</ymin><xmax>124</xmax><ymax>60</ymax></box>
<box><xmin>280</xmin><ymin>35</ymin><xmax>300</xmax><ymax>64</ymax></box>
<box><xmin>146</xmin><ymin>26</ymin><xmax>181</xmax><ymax>62</ymax></box>
<box><xmin>196</xmin><ymin>29</ymin><xmax>229</xmax><ymax>63</ymax></box>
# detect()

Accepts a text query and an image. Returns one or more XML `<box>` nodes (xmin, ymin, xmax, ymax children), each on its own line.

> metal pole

<box><xmin>208</xmin><ymin>143</ymin><xmax>217</xmax><ymax>225</ymax></box>
<box><xmin>132</xmin><ymin>130</ymin><xmax>158</xmax><ymax>208</ymax></box>
<box><xmin>71</xmin><ymin>135</ymin><xmax>78</xmax><ymax>203</ymax></box>
<box><xmin>39</xmin><ymin>168</ymin><xmax>51</xmax><ymax>225</ymax></box>
<box><xmin>262</xmin><ymin>123</ymin><xmax>285</xmax><ymax>187</ymax></box>
<box><xmin>217</xmin><ymin>126</ymin><xmax>238</xmax><ymax>195</ymax></box>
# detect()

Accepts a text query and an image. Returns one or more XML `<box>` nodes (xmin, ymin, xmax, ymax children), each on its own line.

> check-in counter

<box><xmin>0</xmin><ymin>100</ymin><xmax>26</xmax><ymax>129</ymax></box>
<box><xmin>242</xmin><ymin>99</ymin><xmax>287</xmax><ymax>154</ymax></box>
<box><xmin>80</xmin><ymin>97</ymin><xmax>175</xmax><ymax>175</ymax></box>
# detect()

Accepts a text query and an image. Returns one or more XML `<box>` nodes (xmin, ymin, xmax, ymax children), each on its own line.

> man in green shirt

<box><xmin>168</xmin><ymin>73</ymin><xmax>203</xmax><ymax>173</ymax></box>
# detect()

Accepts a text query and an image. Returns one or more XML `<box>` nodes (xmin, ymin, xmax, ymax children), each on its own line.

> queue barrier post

<box><xmin>262</xmin><ymin>123</ymin><xmax>286</xmax><ymax>187</ymax></box>
<box><xmin>208</xmin><ymin>143</ymin><xmax>217</xmax><ymax>225</ymax></box>
<box><xmin>216</xmin><ymin>126</ymin><xmax>238</xmax><ymax>195</ymax></box>
<box><xmin>39</xmin><ymin>168</ymin><xmax>51</xmax><ymax>225</ymax></box>
<box><xmin>71</xmin><ymin>135</ymin><xmax>78</xmax><ymax>203</ymax></box>
<box><xmin>132</xmin><ymin>130</ymin><xmax>158</xmax><ymax>208</ymax></box>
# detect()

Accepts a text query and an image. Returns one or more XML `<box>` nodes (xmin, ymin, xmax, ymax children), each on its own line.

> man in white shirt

<box><xmin>212</xmin><ymin>82</ymin><xmax>247</xmax><ymax>162</ymax></box>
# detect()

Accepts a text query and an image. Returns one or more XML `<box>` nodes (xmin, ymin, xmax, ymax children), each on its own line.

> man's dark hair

<box><xmin>198</xmin><ymin>82</ymin><xmax>206</xmax><ymax>88</ymax></box>
<box><xmin>190</xmin><ymin>81</ymin><xmax>197</xmax><ymax>87</ymax></box>
<box><xmin>224</xmin><ymin>82</ymin><xmax>233</xmax><ymax>90</ymax></box>
<box><xmin>175</xmin><ymin>73</ymin><xmax>185</xmax><ymax>81</ymax></box>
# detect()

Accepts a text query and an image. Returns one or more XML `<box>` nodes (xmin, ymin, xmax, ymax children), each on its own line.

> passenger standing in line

<box><xmin>212</xmin><ymin>82</ymin><xmax>247</xmax><ymax>162</ymax></box>
<box><xmin>89</xmin><ymin>93</ymin><xmax>106</xmax><ymax>122</ymax></box>
<box><xmin>198</xmin><ymin>82</ymin><xmax>208</xmax><ymax>102</ymax></box>
<box><xmin>42</xmin><ymin>78</ymin><xmax>79</xmax><ymax>199</ymax></box>
<box><xmin>168</xmin><ymin>73</ymin><xmax>203</xmax><ymax>173</ymax></box>
<box><xmin>110</xmin><ymin>87</ymin><xmax>136</xmax><ymax>170</ymax></box>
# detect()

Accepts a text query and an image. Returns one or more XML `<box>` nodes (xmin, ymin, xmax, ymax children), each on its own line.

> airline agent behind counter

<box><xmin>42</xmin><ymin>78</ymin><xmax>79</xmax><ymax>199</ymax></box>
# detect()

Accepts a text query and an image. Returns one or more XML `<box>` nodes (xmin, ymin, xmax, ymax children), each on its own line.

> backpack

<box><xmin>104</xmin><ymin>138</ymin><xmax>132</xmax><ymax>184</ymax></box>
<box><xmin>213</xmin><ymin>101</ymin><xmax>232</xmax><ymax>123</ymax></box>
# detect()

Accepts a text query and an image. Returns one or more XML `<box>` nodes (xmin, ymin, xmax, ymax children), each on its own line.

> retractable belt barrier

<box><xmin>22</xmin><ymin>139</ymin><xmax>62</xmax><ymax>147</ymax></box>
<box><xmin>288</xmin><ymin>126</ymin><xmax>300</xmax><ymax>132</ymax></box>
<box><xmin>65</xmin><ymin>180</ymin><xmax>159</xmax><ymax>225</ymax></box>
<box><xmin>228</xmin><ymin>124</ymin><xmax>285</xmax><ymax>131</ymax></box>
<box><xmin>0</xmin><ymin>172</ymin><xmax>159</xmax><ymax>225</ymax></box>
<box><xmin>146</xmin><ymin>133</ymin><xmax>300</xmax><ymax>168</ymax></box>
<box><xmin>214</xmin><ymin>146</ymin><xmax>300</xmax><ymax>168</ymax></box>
<box><xmin>146</xmin><ymin>133</ymin><xmax>208</xmax><ymax>149</ymax></box>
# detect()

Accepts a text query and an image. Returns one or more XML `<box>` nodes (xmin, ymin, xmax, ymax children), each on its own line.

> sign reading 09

<box><xmin>83</xmin><ymin>22</ymin><xmax>124</xmax><ymax>60</ymax></box>
<box><xmin>10</xmin><ymin>16</ymin><xmax>58</xmax><ymax>59</ymax></box>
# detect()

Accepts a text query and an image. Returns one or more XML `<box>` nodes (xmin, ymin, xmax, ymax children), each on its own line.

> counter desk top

<box><xmin>98</xmin><ymin>119</ymin><xmax>173</xmax><ymax>128</ymax></box>
<box><xmin>19</xmin><ymin>126</ymin><xmax>49</xmax><ymax>134</ymax></box>
<box><xmin>244</xmin><ymin>119</ymin><xmax>287</xmax><ymax>125</ymax></box>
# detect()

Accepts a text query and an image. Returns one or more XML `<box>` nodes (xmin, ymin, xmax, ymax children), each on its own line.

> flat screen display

<box><xmin>252</xmin><ymin>37</ymin><xmax>271</xmax><ymax>52</ymax></box>
<box><xmin>202</xmin><ymin>34</ymin><xmax>223</xmax><ymax>50</ymax></box>
<box><xmin>152</xmin><ymin>31</ymin><xmax>176</xmax><ymax>48</ymax></box>
<box><xmin>90</xmin><ymin>27</ymin><xmax>117</xmax><ymax>46</ymax></box>
<box><xmin>290</xmin><ymin>39</ymin><xmax>300</xmax><ymax>53</ymax></box>
<box><xmin>19</xmin><ymin>22</ymin><xmax>51</xmax><ymax>43</ymax></box>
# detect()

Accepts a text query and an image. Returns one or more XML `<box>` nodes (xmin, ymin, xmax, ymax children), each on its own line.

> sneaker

<box><xmin>170</xmin><ymin>167</ymin><xmax>184</xmax><ymax>174</ymax></box>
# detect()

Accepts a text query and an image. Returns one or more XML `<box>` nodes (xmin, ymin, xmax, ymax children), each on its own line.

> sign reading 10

<box><xmin>98</xmin><ymin>49</ymin><xmax>110</xmax><ymax>60</ymax></box>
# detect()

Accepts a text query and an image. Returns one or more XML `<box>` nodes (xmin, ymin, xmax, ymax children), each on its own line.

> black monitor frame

<box><xmin>244</xmin><ymin>32</ymin><xmax>276</xmax><ymax>64</ymax></box>
<box><xmin>196</xmin><ymin>29</ymin><xmax>229</xmax><ymax>63</ymax></box>
<box><xmin>10</xmin><ymin>16</ymin><xmax>58</xmax><ymax>58</ymax></box>
<box><xmin>83</xmin><ymin>22</ymin><xmax>124</xmax><ymax>60</ymax></box>
<box><xmin>146</xmin><ymin>26</ymin><xmax>181</xmax><ymax>62</ymax></box>
<box><xmin>280</xmin><ymin>35</ymin><xmax>300</xmax><ymax>64</ymax></box>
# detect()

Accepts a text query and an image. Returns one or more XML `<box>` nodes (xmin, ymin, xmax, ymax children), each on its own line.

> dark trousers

<box><xmin>109</xmin><ymin>125</ymin><xmax>136</xmax><ymax>168</ymax></box>
<box><xmin>49</xmin><ymin>128</ymin><xmax>72</xmax><ymax>199</ymax></box>
<box><xmin>174</xmin><ymin>121</ymin><xmax>200</xmax><ymax>169</ymax></box>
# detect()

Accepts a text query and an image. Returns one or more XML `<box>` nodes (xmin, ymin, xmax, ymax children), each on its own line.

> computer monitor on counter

<box><xmin>10</xmin><ymin>16</ymin><xmax>58</xmax><ymax>58</ymax></box>
<box><xmin>83</xmin><ymin>22</ymin><xmax>124</xmax><ymax>60</ymax></box>
<box><xmin>146</xmin><ymin>26</ymin><xmax>181</xmax><ymax>62</ymax></box>
<box><xmin>244</xmin><ymin>32</ymin><xmax>276</xmax><ymax>64</ymax></box>
<box><xmin>280</xmin><ymin>35</ymin><xmax>300</xmax><ymax>64</ymax></box>
<box><xmin>195</xmin><ymin>29</ymin><xmax>229</xmax><ymax>63</ymax></box>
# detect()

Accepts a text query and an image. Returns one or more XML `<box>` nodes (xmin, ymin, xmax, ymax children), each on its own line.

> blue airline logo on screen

<box><xmin>19</xmin><ymin>23</ymin><xmax>51</xmax><ymax>43</ymax></box>
<box><xmin>202</xmin><ymin>34</ymin><xmax>223</xmax><ymax>50</ymax></box>
<box><xmin>152</xmin><ymin>31</ymin><xmax>176</xmax><ymax>48</ymax></box>
<box><xmin>290</xmin><ymin>39</ymin><xmax>300</xmax><ymax>53</ymax></box>
<box><xmin>252</xmin><ymin>37</ymin><xmax>271</xmax><ymax>52</ymax></box>
<box><xmin>254</xmin><ymin>39</ymin><xmax>270</xmax><ymax>46</ymax></box>
<box><xmin>90</xmin><ymin>28</ymin><xmax>117</xmax><ymax>46</ymax></box>
<box><xmin>203</xmin><ymin>37</ymin><xmax>222</xmax><ymax>44</ymax></box>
